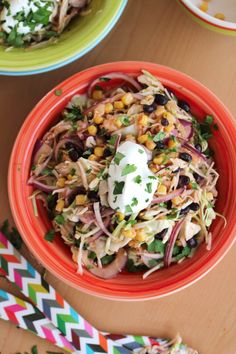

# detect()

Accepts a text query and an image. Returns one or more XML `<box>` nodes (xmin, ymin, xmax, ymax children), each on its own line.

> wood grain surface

<box><xmin>0</xmin><ymin>1</ymin><xmax>236</xmax><ymax>353</ymax></box>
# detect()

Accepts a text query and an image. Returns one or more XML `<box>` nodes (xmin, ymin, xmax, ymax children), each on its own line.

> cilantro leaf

<box><xmin>54</xmin><ymin>89</ymin><xmax>62</xmax><ymax>96</ymax></box>
<box><xmin>108</xmin><ymin>134</ymin><xmax>118</xmax><ymax>146</ymax></box>
<box><xmin>114</xmin><ymin>152</ymin><xmax>125</xmax><ymax>165</ymax></box>
<box><xmin>113</xmin><ymin>181</ymin><xmax>125</xmax><ymax>195</ymax></box>
<box><xmin>153</xmin><ymin>131</ymin><xmax>166</xmax><ymax>142</ymax></box>
<box><xmin>131</xmin><ymin>197</ymin><xmax>138</xmax><ymax>206</ymax></box>
<box><xmin>145</xmin><ymin>182</ymin><xmax>152</xmax><ymax>193</ymax></box>
<box><xmin>204</xmin><ymin>115</ymin><xmax>213</xmax><ymax>125</ymax></box>
<box><xmin>121</xmin><ymin>163</ymin><xmax>137</xmax><ymax>176</ymax></box>
<box><xmin>147</xmin><ymin>240</ymin><xmax>165</xmax><ymax>254</ymax></box>
<box><xmin>99</xmin><ymin>77</ymin><xmax>111</xmax><ymax>82</ymax></box>
<box><xmin>125</xmin><ymin>205</ymin><xmax>133</xmax><ymax>214</ymax></box>
<box><xmin>54</xmin><ymin>215</ymin><xmax>65</xmax><ymax>225</ymax></box>
<box><xmin>134</xmin><ymin>175</ymin><xmax>142</xmax><ymax>184</ymax></box>
<box><xmin>44</xmin><ymin>229</ymin><xmax>56</xmax><ymax>242</ymax></box>
<box><xmin>138</xmin><ymin>148</ymin><xmax>144</xmax><ymax>154</ymax></box>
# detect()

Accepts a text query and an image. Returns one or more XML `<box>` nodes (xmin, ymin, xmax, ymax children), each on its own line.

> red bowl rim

<box><xmin>8</xmin><ymin>61</ymin><xmax>236</xmax><ymax>301</ymax></box>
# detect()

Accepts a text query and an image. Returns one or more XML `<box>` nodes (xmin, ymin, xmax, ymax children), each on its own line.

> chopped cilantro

<box><xmin>148</xmin><ymin>259</ymin><xmax>158</xmax><ymax>267</ymax></box>
<box><xmin>108</xmin><ymin>134</ymin><xmax>118</xmax><ymax>146</ymax></box>
<box><xmin>159</xmin><ymin>202</ymin><xmax>167</xmax><ymax>208</ymax></box>
<box><xmin>119</xmin><ymin>115</ymin><xmax>130</xmax><ymax>126</ymax></box>
<box><xmin>54</xmin><ymin>89</ymin><xmax>62</xmax><ymax>96</ymax></box>
<box><xmin>134</xmin><ymin>175</ymin><xmax>142</xmax><ymax>184</ymax></box>
<box><xmin>44</xmin><ymin>229</ymin><xmax>56</xmax><ymax>242</ymax></box>
<box><xmin>145</xmin><ymin>198</ymin><xmax>149</xmax><ymax>202</ymax></box>
<box><xmin>126</xmin><ymin>219</ymin><xmax>137</xmax><ymax>226</ymax></box>
<box><xmin>54</xmin><ymin>215</ymin><xmax>65</xmax><ymax>225</ymax></box>
<box><xmin>88</xmin><ymin>251</ymin><xmax>96</xmax><ymax>260</ymax></box>
<box><xmin>70</xmin><ymin>168</ymin><xmax>76</xmax><ymax>176</ymax></box>
<box><xmin>126</xmin><ymin>259</ymin><xmax>147</xmax><ymax>273</ymax></box>
<box><xmin>145</xmin><ymin>182</ymin><xmax>152</xmax><ymax>193</ymax></box>
<box><xmin>153</xmin><ymin>131</ymin><xmax>166</xmax><ymax>142</ymax></box>
<box><xmin>31</xmin><ymin>345</ymin><xmax>38</xmax><ymax>354</ymax></box>
<box><xmin>131</xmin><ymin>197</ymin><xmax>138</xmax><ymax>207</ymax></box>
<box><xmin>138</xmin><ymin>148</ymin><xmax>144</xmax><ymax>154</ymax></box>
<box><xmin>191</xmin><ymin>182</ymin><xmax>198</xmax><ymax>190</ymax></box>
<box><xmin>213</xmin><ymin>123</ymin><xmax>219</xmax><ymax>131</ymax></box>
<box><xmin>175</xmin><ymin>246</ymin><xmax>191</xmax><ymax>260</ymax></box>
<box><xmin>41</xmin><ymin>168</ymin><xmax>53</xmax><ymax>176</ymax></box>
<box><xmin>125</xmin><ymin>205</ymin><xmax>133</xmax><ymax>214</ymax></box>
<box><xmin>114</xmin><ymin>152</ymin><xmax>125</xmax><ymax>165</ymax></box>
<box><xmin>33</xmin><ymin>7</ymin><xmax>51</xmax><ymax>25</ymax></box>
<box><xmin>172</xmin><ymin>245</ymin><xmax>181</xmax><ymax>256</ymax></box>
<box><xmin>95</xmin><ymin>85</ymin><xmax>102</xmax><ymax>90</ymax></box>
<box><xmin>113</xmin><ymin>196</ymin><xmax>118</xmax><ymax>203</ymax></box>
<box><xmin>113</xmin><ymin>181</ymin><xmax>125</xmax><ymax>195</ymax></box>
<box><xmin>121</xmin><ymin>163</ymin><xmax>137</xmax><ymax>176</ymax></box>
<box><xmin>101</xmin><ymin>254</ymin><xmax>115</xmax><ymax>265</ymax></box>
<box><xmin>147</xmin><ymin>239</ymin><xmax>165</xmax><ymax>254</ymax></box>
<box><xmin>148</xmin><ymin>175</ymin><xmax>157</xmax><ymax>180</ymax></box>
<box><xmin>97</xmin><ymin>168</ymin><xmax>105</xmax><ymax>178</ymax></box>
<box><xmin>204</xmin><ymin>115</ymin><xmax>213</xmax><ymax>125</ymax></box>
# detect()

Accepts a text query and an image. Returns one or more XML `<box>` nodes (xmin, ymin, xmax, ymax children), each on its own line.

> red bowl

<box><xmin>8</xmin><ymin>61</ymin><xmax>236</xmax><ymax>300</ymax></box>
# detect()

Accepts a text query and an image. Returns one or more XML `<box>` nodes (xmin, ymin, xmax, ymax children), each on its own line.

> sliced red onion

<box><xmin>178</xmin><ymin>119</ymin><xmax>193</xmax><ymax>140</ymax></box>
<box><xmin>54</xmin><ymin>137</ymin><xmax>82</xmax><ymax>160</ymax></box>
<box><xmin>164</xmin><ymin>218</ymin><xmax>185</xmax><ymax>267</ymax></box>
<box><xmin>152</xmin><ymin>188</ymin><xmax>184</xmax><ymax>204</ymax></box>
<box><xmin>183</xmin><ymin>142</ymin><xmax>207</xmax><ymax>161</ymax></box>
<box><xmin>79</xmin><ymin>208</ymin><xmax>114</xmax><ymax>224</ymax></box>
<box><xmin>33</xmin><ymin>141</ymin><xmax>53</xmax><ymax>176</ymax></box>
<box><xmin>83</xmin><ymin>249</ymin><xmax>128</xmax><ymax>279</ymax></box>
<box><xmin>88</xmin><ymin>217</ymin><xmax>110</xmax><ymax>243</ymax></box>
<box><xmin>93</xmin><ymin>202</ymin><xmax>113</xmax><ymax>238</ymax></box>
<box><xmin>87</xmin><ymin>72</ymin><xmax>141</xmax><ymax>97</ymax></box>
<box><xmin>28</xmin><ymin>176</ymin><xmax>58</xmax><ymax>193</ymax></box>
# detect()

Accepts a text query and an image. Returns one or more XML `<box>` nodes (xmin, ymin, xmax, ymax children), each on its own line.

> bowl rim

<box><xmin>8</xmin><ymin>61</ymin><xmax>236</xmax><ymax>300</ymax></box>
<box><xmin>179</xmin><ymin>0</ymin><xmax>236</xmax><ymax>30</ymax></box>
<box><xmin>0</xmin><ymin>0</ymin><xmax>127</xmax><ymax>76</ymax></box>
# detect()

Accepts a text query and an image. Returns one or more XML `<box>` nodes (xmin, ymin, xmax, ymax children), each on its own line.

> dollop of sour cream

<box><xmin>108</xmin><ymin>141</ymin><xmax>158</xmax><ymax>215</ymax></box>
<box><xmin>0</xmin><ymin>0</ymin><xmax>56</xmax><ymax>35</ymax></box>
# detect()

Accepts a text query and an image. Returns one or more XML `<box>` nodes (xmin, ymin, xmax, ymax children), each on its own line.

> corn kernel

<box><xmin>122</xmin><ymin>228</ymin><xmax>136</xmax><ymax>239</ymax></box>
<box><xmin>135</xmin><ymin>228</ymin><xmax>146</xmax><ymax>242</ymax></box>
<box><xmin>114</xmin><ymin>100</ymin><xmax>124</xmax><ymax>109</ymax></box>
<box><xmin>163</xmin><ymin>112</ymin><xmax>175</xmax><ymax>125</ymax></box>
<box><xmin>116</xmin><ymin>211</ymin><xmax>124</xmax><ymax>222</ymax></box>
<box><xmin>92</xmin><ymin>90</ymin><xmax>103</xmax><ymax>100</ymax></box>
<box><xmin>155</xmin><ymin>106</ymin><xmax>166</xmax><ymax>118</ymax></box>
<box><xmin>157</xmin><ymin>184</ymin><xmax>167</xmax><ymax>195</ymax></box>
<box><xmin>55</xmin><ymin>198</ymin><xmax>64</xmax><ymax>212</ymax></box>
<box><xmin>88</xmin><ymin>154</ymin><xmax>99</xmax><ymax>161</ymax></box>
<box><xmin>104</xmin><ymin>103</ymin><xmax>113</xmax><ymax>114</ymax></box>
<box><xmin>172</xmin><ymin>196</ymin><xmax>183</xmax><ymax>206</ymax></box>
<box><xmin>128</xmin><ymin>240</ymin><xmax>137</xmax><ymax>247</ymax></box>
<box><xmin>138</xmin><ymin>114</ymin><xmax>149</xmax><ymax>127</ymax></box>
<box><xmin>137</xmin><ymin>134</ymin><xmax>148</xmax><ymax>144</ymax></box>
<box><xmin>168</xmin><ymin>138</ymin><xmax>177</xmax><ymax>149</ymax></box>
<box><xmin>146</xmin><ymin>140</ymin><xmax>156</xmax><ymax>150</ymax></box>
<box><xmin>93</xmin><ymin>115</ymin><xmax>104</xmax><ymax>124</ymax></box>
<box><xmin>121</xmin><ymin>92</ymin><xmax>134</xmax><ymax>106</ymax></box>
<box><xmin>164</xmin><ymin>124</ymin><xmax>174</xmax><ymax>133</ymax></box>
<box><xmin>57</xmin><ymin>177</ymin><xmax>66</xmax><ymax>188</ymax></box>
<box><xmin>94</xmin><ymin>146</ymin><xmax>104</xmax><ymax>157</ymax></box>
<box><xmin>214</xmin><ymin>13</ymin><xmax>225</xmax><ymax>20</ymax></box>
<box><xmin>88</xmin><ymin>125</ymin><xmax>97</xmax><ymax>136</ymax></box>
<box><xmin>206</xmin><ymin>192</ymin><xmax>214</xmax><ymax>200</ymax></box>
<box><xmin>76</xmin><ymin>194</ymin><xmax>87</xmax><ymax>206</ymax></box>
<box><xmin>150</xmin><ymin>166</ymin><xmax>158</xmax><ymax>173</ymax></box>
<box><xmin>115</xmin><ymin>118</ymin><xmax>122</xmax><ymax>128</ymax></box>
<box><xmin>153</xmin><ymin>154</ymin><xmax>165</xmax><ymax>165</ymax></box>
<box><xmin>199</xmin><ymin>1</ymin><xmax>208</xmax><ymax>12</ymax></box>
<box><xmin>67</xmin><ymin>174</ymin><xmax>74</xmax><ymax>181</ymax></box>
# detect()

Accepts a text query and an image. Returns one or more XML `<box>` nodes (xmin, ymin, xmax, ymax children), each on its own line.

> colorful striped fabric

<box><xmin>0</xmin><ymin>232</ymin><xmax>131</xmax><ymax>354</ymax></box>
<box><xmin>0</xmin><ymin>289</ymin><xmax>75</xmax><ymax>352</ymax></box>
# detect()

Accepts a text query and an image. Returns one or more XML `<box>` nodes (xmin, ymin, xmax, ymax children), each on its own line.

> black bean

<box><xmin>189</xmin><ymin>202</ymin><xmax>200</xmax><ymax>211</ymax></box>
<box><xmin>68</xmin><ymin>193</ymin><xmax>76</xmax><ymax>205</ymax></box>
<box><xmin>155</xmin><ymin>141</ymin><xmax>165</xmax><ymax>150</ymax></box>
<box><xmin>178</xmin><ymin>100</ymin><xmax>190</xmax><ymax>113</ymax></box>
<box><xmin>155</xmin><ymin>94</ymin><xmax>169</xmax><ymax>106</ymax></box>
<box><xmin>179</xmin><ymin>152</ymin><xmax>192</xmax><ymax>162</ymax></box>
<box><xmin>193</xmin><ymin>172</ymin><xmax>203</xmax><ymax>183</ymax></box>
<box><xmin>77</xmin><ymin>186</ymin><xmax>87</xmax><ymax>194</ymax></box>
<box><xmin>195</xmin><ymin>143</ymin><xmax>202</xmax><ymax>152</ymax></box>
<box><xmin>155</xmin><ymin>228</ymin><xmax>168</xmax><ymax>240</ymax></box>
<box><xmin>180</xmin><ymin>206</ymin><xmax>190</xmax><ymax>215</ymax></box>
<box><xmin>187</xmin><ymin>237</ymin><xmax>198</xmax><ymax>248</ymax></box>
<box><xmin>178</xmin><ymin>175</ymin><xmax>190</xmax><ymax>188</ymax></box>
<box><xmin>103</xmin><ymin>148</ymin><xmax>112</xmax><ymax>158</ymax></box>
<box><xmin>65</xmin><ymin>142</ymin><xmax>83</xmax><ymax>162</ymax></box>
<box><xmin>166</xmin><ymin>200</ymin><xmax>172</xmax><ymax>209</ymax></box>
<box><xmin>143</xmin><ymin>103</ymin><xmax>157</xmax><ymax>113</ymax></box>
<box><xmin>87</xmin><ymin>190</ymin><xmax>99</xmax><ymax>201</ymax></box>
<box><xmin>68</xmin><ymin>149</ymin><xmax>80</xmax><ymax>162</ymax></box>
<box><xmin>161</xmin><ymin>117</ymin><xmax>169</xmax><ymax>126</ymax></box>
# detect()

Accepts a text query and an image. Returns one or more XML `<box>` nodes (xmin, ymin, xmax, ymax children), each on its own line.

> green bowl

<box><xmin>0</xmin><ymin>0</ymin><xmax>127</xmax><ymax>75</ymax></box>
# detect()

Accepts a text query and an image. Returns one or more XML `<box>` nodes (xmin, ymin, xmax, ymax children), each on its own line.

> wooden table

<box><xmin>1</xmin><ymin>0</ymin><xmax>236</xmax><ymax>353</ymax></box>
